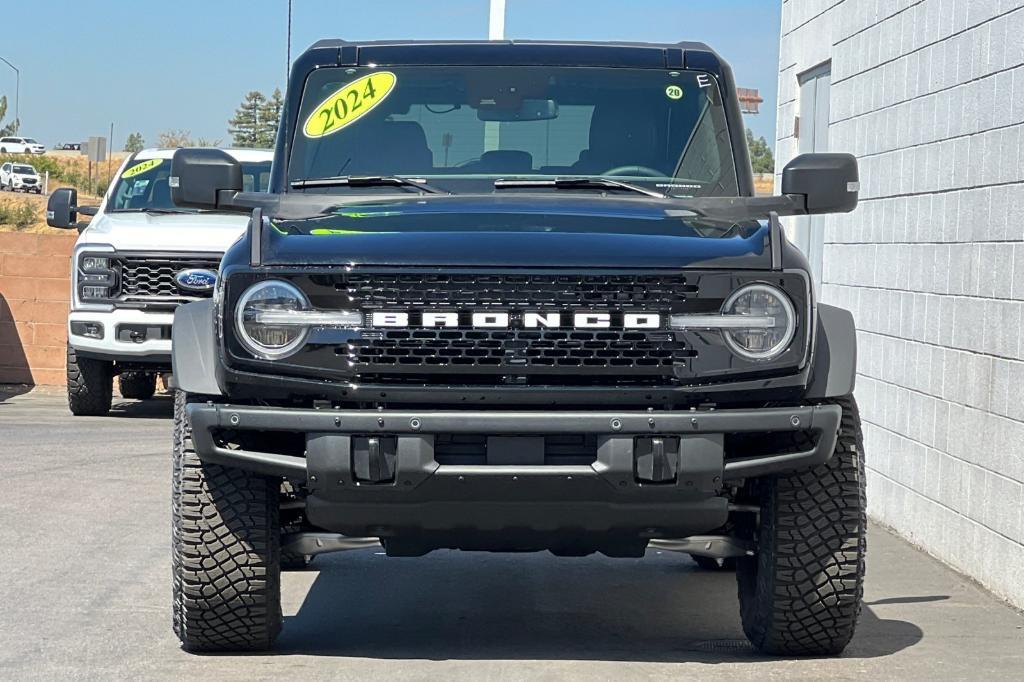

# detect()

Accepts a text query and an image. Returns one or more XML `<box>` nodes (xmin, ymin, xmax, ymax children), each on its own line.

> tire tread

<box><xmin>171</xmin><ymin>390</ymin><xmax>282</xmax><ymax>651</ymax></box>
<box><xmin>738</xmin><ymin>395</ymin><xmax>866</xmax><ymax>656</ymax></box>
<box><xmin>66</xmin><ymin>344</ymin><xmax>112</xmax><ymax>416</ymax></box>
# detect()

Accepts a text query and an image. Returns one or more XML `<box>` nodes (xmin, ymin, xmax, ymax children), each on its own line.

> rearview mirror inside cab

<box><xmin>171</xmin><ymin>148</ymin><xmax>243</xmax><ymax>210</ymax></box>
<box><xmin>46</xmin><ymin>188</ymin><xmax>78</xmax><ymax>229</ymax></box>
<box><xmin>477</xmin><ymin>98</ymin><xmax>559</xmax><ymax>122</ymax></box>
<box><xmin>782</xmin><ymin>153</ymin><xmax>859</xmax><ymax>215</ymax></box>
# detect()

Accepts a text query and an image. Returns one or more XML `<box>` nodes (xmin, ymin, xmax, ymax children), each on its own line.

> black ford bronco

<box><xmin>169</xmin><ymin>39</ymin><xmax>865</xmax><ymax>655</ymax></box>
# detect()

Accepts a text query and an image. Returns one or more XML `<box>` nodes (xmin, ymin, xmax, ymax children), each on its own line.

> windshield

<box><xmin>289</xmin><ymin>66</ymin><xmax>739</xmax><ymax>198</ymax></box>
<box><xmin>23</xmin><ymin>138</ymin><xmax>38</xmax><ymax>144</ymax></box>
<box><xmin>108</xmin><ymin>157</ymin><xmax>272</xmax><ymax>211</ymax></box>
<box><xmin>13</xmin><ymin>165</ymin><xmax>35</xmax><ymax>174</ymax></box>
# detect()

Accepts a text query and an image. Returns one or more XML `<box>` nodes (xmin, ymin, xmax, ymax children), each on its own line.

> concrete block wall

<box><xmin>0</xmin><ymin>232</ymin><xmax>76</xmax><ymax>386</ymax></box>
<box><xmin>777</xmin><ymin>0</ymin><xmax>1024</xmax><ymax>608</ymax></box>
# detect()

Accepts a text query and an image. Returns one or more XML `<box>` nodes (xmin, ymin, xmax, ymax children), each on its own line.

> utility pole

<box><xmin>108</xmin><ymin>122</ymin><xmax>114</xmax><ymax>183</ymax></box>
<box><xmin>484</xmin><ymin>0</ymin><xmax>506</xmax><ymax>152</ymax></box>
<box><xmin>0</xmin><ymin>56</ymin><xmax>19</xmax><ymax>131</ymax></box>
<box><xmin>286</xmin><ymin>0</ymin><xmax>293</xmax><ymax>84</ymax></box>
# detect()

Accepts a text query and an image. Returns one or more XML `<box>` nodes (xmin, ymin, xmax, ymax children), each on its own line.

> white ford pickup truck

<box><xmin>45</xmin><ymin>148</ymin><xmax>273</xmax><ymax>415</ymax></box>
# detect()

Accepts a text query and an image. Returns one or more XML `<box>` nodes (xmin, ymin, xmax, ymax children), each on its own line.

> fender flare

<box><xmin>806</xmin><ymin>303</ymin><xmax>857</xmax><ymax>399</ymax></box>
<box><xmin>170</xmin><ymin>300</ymin><xmax>223</xmax><ymax>396</ymax></box>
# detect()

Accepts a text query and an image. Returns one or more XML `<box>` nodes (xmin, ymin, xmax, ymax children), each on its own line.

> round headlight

<box><xmin>721</xmin><ymin>284</ymin><xmax>796</xmax><ymax>361</ymax></box>
<box><xmin>235</xmin><ymin>280</ymin><xmax>310</xmax><ymax>359</ymax></box>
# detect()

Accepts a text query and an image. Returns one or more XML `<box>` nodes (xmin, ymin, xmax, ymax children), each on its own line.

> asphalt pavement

<box><xmin>1</xmin><ymin>388</ymin><xmax>1022</xmax><ymax>680</ymax></box>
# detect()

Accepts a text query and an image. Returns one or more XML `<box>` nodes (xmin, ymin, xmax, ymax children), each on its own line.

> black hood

<box><xmin>262</xmin><ymin>195</ymin><xmax>771</xmax><ymax>269</ymax></box>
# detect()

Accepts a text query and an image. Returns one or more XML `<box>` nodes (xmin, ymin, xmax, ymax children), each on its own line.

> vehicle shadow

<box><xmin>273</xmin><ymin>549</ymin><xmax>927</xmax><ymax>662</ymax></box>
<box><xmin>108</xmin><ymin>393</ymin><xmax>175</xmax><ymax>418</ymax></box>
<box><xmin>0</xmin><ymin>292</ymin><xmax>33</xmax><ymax>396</ymax></box>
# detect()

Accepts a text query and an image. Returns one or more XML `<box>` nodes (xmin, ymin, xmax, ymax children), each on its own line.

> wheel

<box><xmin>66</xmin><ymin>345</ymin><xmax>113</xmax><ymax>416</ymax></box>
<box><xmin>691</xmin><ymin>555</ymin><xmax>737</xmax><ymax>571</ymax></box>
<box><xmin>119</xmin><ymin>371</ymin><xmax>157</xmax><ymax>400</ymax></box>
<box><xmin>737</xmin><ymin>396</ymin><xmax>866</xmax><ymax>656</ymax></box>
<box><xmin>172</xmin><ymin>390</ymin><xmax>282</xmax><ymax>651</ymax></box>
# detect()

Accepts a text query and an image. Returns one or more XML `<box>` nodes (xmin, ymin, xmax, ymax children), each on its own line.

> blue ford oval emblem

<box><xmin>176</xmin><ymin>268</ymin><xmax>218</xmax><ymax>292</ymax></box>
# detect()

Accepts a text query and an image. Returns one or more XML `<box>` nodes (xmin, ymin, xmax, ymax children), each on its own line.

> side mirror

<box><xmin>781</xmin><ymin>153</ymin><xmax>859</xmax><ymax>215</ymax></box>
<box><xmin>46</xmin><ymin>188</ymin><xmax>78</xmax><ymax>229</ymax></box>
<box><xmin>171</xmin><ymin>148</ymin><xmax>243</xmax><ymax>210</ymax></box>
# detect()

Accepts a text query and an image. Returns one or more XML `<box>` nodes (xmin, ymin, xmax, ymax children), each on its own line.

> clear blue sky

<box><xmin>1</xmin><ymin>0</ymin><xmax>780</xmax><ymax>150</ymax></box>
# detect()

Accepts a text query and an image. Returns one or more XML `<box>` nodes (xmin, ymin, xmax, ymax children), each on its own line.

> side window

<box><xmin>675</xmin><ymin>104</ymin><xmax>726</xmax><ymax>183</ymax></box>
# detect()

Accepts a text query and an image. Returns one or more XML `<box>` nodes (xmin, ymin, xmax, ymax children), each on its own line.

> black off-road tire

<box><xmin>172</xmin><ymin>390</ymin><xmax>282</xmax><ymax>652</ymax></box>
<box><xmin>66</xmin><ymin>344</ymin><xmax>113</xmax><ymax>416</ymax></box>
<box><xmin>119</xmin><ymin>371</ymin><xmax>157</xmax><ymax>400</ymax></box>
<box><xmin>737</xmin><ymin>396</ymin><xmax>866</xmax><ymax>656</ymax></box>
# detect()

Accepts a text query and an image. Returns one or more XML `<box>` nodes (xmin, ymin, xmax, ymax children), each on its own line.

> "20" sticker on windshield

<box><xmin>302</xmin><ymin>72</ymin><xmax>397</xmax><ymax>139</ymax></box>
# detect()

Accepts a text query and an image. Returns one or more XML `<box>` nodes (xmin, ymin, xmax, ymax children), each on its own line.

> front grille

<box><xmin>336</xmin><ymin>273</ymin><xmax>700</xmax><ymax>310</ymax></box>
<box><xmin>348</xmin><ymin>329</ymin><xmax>694</xmax><ymax>372</ymax></box>
<box><xmin>117</xmin><ymin>254</ymin><xmax>220</xmax><ymax>304</ymax></box>
<box><xmin>233</xmin><ymin>269</ymin><xmax>810</xmax><ymax>390</ymax></box>
<box><xmin>301</xmin><ymin>271</ymin><xmax>709</xmax><ymax>387</ymax></box>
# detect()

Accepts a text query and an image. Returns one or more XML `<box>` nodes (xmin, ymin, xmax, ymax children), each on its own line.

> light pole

<box><xmin>0</xmin><ymin>56</ymin><xmax>18</xmax><ymax>130</ymax></box>
<box><xmin>484</xmin><ymin>0</ymin><xmax>506</xmax><ymax>152</ymax></box>
<box><xmin>286</xmin><ymin>0</ymin><xmax>292</xmax><ymax>84</ymax></box>
<box><xmin>489</xmin><ymin>0</ymin><xmax>506</xmax><ymax>39</ymax></box>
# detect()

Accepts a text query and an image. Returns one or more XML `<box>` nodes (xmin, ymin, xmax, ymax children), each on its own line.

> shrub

<box><xmin>0</xmin><ymin>199</ymin><xmax>38</xmax><ymax>230</ymax></box>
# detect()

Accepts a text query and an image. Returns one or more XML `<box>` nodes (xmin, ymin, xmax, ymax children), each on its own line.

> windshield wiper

<box><xmin>493</xmin><ymin>177</ymin><xmax>666</xmax><ymax>199</ymax></box>
<box><xmin>290</xmin><ymin>175</ymin><xmax>447</xmax><ymax>194</ymax></box>
<box><xmin>108</xmin><ymin>208</ymin><xmax>195</xmax><ymax>215</ymax></box>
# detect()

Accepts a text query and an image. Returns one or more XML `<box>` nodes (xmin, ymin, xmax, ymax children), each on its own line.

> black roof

<box><xmin>297</xmin><ymin>39</ymin><xmax>724</xmax><ymax>72</ymax></box>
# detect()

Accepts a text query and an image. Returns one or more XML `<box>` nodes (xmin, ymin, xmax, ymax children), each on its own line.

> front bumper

<box><xmin>187</xmin><ymin>403</ymin><xmax>842</xmax><ymax>538</ymax></box>
<box><xmin>69</xmin><ymin>308</ymin><xmax>173</xmax><ymax>362</ymax></box>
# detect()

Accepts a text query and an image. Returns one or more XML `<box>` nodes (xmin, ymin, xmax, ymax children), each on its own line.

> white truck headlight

<box><xmin>235</xmin><ymin>280</ymin><xmax>311</xmax><ymax>359</ymax></box>
<box><xmin>720</xmin><ymin>283</ymin><xmax>796</xmax><ymax>360</ymax></box>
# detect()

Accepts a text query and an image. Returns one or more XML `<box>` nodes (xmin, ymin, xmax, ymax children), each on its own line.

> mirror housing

<box><xmin>46</xmin><ymin>188</ymin><xmax>78</xmax><ymax>229</ymax></box>
<box><xmin>781</xmin><ymin>153</ymin><xmax>859</xmax><ymax>215</ymax></box>
<box><xmin>478</xmin><ymin>98</ymin><xmax>559</xmax><ymax>122</ymax></box>
<box><xmin>171</xmin><ymin>148</ymin><xmax>243</xmax><ymax>210</ymax></box>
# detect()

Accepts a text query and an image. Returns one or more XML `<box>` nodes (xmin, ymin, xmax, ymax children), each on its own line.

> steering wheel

<box><xmin>601</xmin><ymin>165</ymin><xmax>664</xmax><ymax>178</ymax></box>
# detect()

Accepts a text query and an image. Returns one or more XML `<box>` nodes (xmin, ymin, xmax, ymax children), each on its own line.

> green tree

<box><xmin>158</xmin><ymin>129</ymin><xmax>194</xmax><ymax>148</ymax></box>
<box><xmin>257</xmin><ymin>88</ymin><xmax>284</xmax><ymax>148</ymax></box>
<box><xmin>0</xmin><ymin>95</ymin><xmax>18</xmax><ymax>136</ymax></box>
<box><xmin>228</xmin><ymin>91</ymin><xmax>268</xmax><ymax>148</ymax></box>
<box><xmin>123</xmin><ymin>132</ymin><xmax>145</xmax><ymax>153</ymax></box>
<box><xmin>746</xmin><ymin>128</ymin><xmax>775</xmax><ymax>174</ymax></box>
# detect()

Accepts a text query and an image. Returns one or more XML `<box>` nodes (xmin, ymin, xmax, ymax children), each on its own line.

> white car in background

<box><xmin>45</xmin><ymin>147</ymin><xmax>273</xmax><ymax>415</ymax></box>
<box><xmin>0</xmin><ymin>161</ymin><xmax>42</xmax><ymax>193</ymax></box>
<box><xmin>0</xmin><ymin>136</ymin><xmax>46</xmax><ymax>154</ymax></box>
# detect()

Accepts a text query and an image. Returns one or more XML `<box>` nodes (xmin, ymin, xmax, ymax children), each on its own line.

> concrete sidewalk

<box><xmin>0</xmin><ymin>389</ymin><xmax>1021</xmax><ymax>679</ymax></box>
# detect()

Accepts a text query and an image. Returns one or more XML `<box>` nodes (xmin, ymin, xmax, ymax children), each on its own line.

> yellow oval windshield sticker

<box><xmin>303</xmin><ymin>72</ymin><xmax>398</xmax><ymax>139</ymax></box>
<box><xmin>122</xmin><ymin>158</ymin><xmax>163</xmax><ymax>178</ymax></box>
<box><xmin>665</xmin><ymin>85</ymin><xmax>684</xmax><ymax>100</ymax></box>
